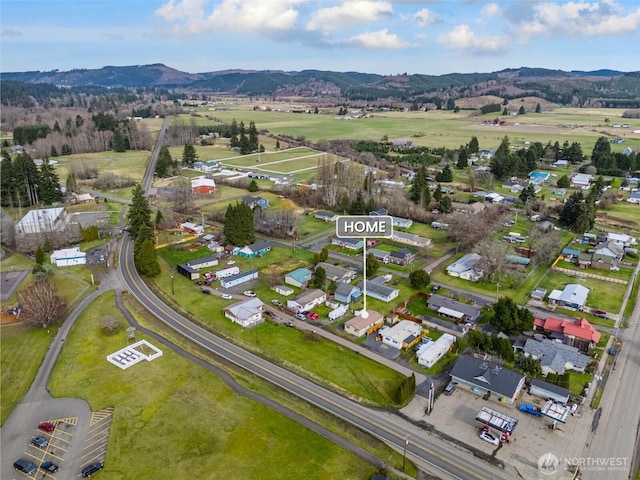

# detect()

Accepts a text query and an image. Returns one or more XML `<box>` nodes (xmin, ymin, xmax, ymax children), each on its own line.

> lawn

<box><xmin>295</xmin><ymin>214</ymin><xmax>336</xmax><ymax>238</ymax></box>
<box><xmin>0</xmin><ymin>323</ymin><xmax>56</xmax><ymax>425</ymax></box>
<box><xmin>48</xmin><ymin>291</ymin><xmax>380</xmax><ymax>480</ymax></box>
<box><xmin>53</xmin><ymin>150</ymin><xmax>150</xmax><ymax>185</ymax></box>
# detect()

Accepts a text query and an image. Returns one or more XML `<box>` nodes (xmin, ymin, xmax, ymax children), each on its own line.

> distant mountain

<box><xmin>2</xmin><ymin>63</ymin><xmax>640</xmax><ymax>108</ymax></box>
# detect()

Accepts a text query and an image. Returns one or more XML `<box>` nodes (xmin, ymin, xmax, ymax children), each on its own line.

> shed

<box><xmin>274</xmin><ymin>285</ymin><xmax>294</xmax><ymax>296</ymax></box>
<box><xmin>529</xmin><ymin>378</ymin><xmax>570</xmax><ymax>405</ymax></box>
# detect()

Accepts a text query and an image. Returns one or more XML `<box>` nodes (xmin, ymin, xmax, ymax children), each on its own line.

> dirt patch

<box><xmin>463</xmin><ymin>123</ymin><xmax>573</xmax><ymax>135</ymax></box>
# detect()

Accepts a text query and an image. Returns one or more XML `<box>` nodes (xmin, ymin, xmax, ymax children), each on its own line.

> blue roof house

<box><xmin>284</xmin><ymin>268</ymin><xmax>313</xmax><ymax>288</ymax></box>
<box><xmin>529</xmin><ymin>171</ymin><xmax>550</xmax><ymax>184</ymax></box>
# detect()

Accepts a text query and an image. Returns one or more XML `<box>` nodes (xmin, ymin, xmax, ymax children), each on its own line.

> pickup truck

<box><xmin>519</xmin><ymin>403</ymin><xmax>543</xmax><ymax>417</ymax></box>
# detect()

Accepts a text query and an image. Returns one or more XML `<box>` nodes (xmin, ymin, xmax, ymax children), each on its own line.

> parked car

<box><xmin>81</xmin><ymin>461</ymin><xmax>104</xmax><ymax>478</ymax></box>
<box><xmin>265</xmin><ymin>310</ymin><xmax>275</xmax><ymax>317</ymax></box>
<box><xmin>227</xmin><ymin>260</ymin><xmax>236</xmax><ymax>265</ymax></box>
<box><xmin>479</xmin><ymin>431</ymin><xmax>500</xmax><ymax>446</ymax></box>
<box><xmin>40</xmin><ymin>461</ymin><xmax>59</xmax><ymax>474</ymax></box>
<box><xmin>443</xmin><ymin>383</ymin><xmax>456</xmax><ymax>395</ymax></box>
<box><xmin>195</xmin><ymin>280</ymin><xmax>205</xmax><ymax>285</ymax></box>
<box><xmin>519</xmin><ymin>403</ymin><xmax>543</xmax><ymax>416</ymax></box>
<box><xmin>593</xmin><ymin>309</ymin><xmax>608</xmax><ymax>318</ymax></box>
<box><xmin>243</xmin><ymin>291</ymin><xmax>257</xmax><ymax>297</ymax></box>
<box><xmin>201</xmin><ymin>288</ymin><xmax>211</xmax><ymax>294</ymax></box>
<box><xmin>284</xmin><ymin>322</ymin><xmax>294</xmax><ymax>327</ymax></box>
<box><xmin>14</xmin><ymin>459</ymin><xmax>37</xmax><ymax>475</ymax></box>
<box><xmin>38</xmin><ymin>421</ymin><xmax>55</xmax><ymax>432</ymax></box>
<box><xmin>221</xmin><ymin>293</ymin><xmax>233</xmax><ymax>300</ymax></box>
<box><xmin>31</xmin><ymin>436</ymin><xmax>48</xmax><ymax>449</ymax></box>
<box><xmin>271</xmin><ymin>299</ymin><xmax>283</xmax><ymax>307</ymax></box>
<box><xmin>306</xmin><ymin>312</ymin><xmax>319</xmax><ymax>321</ymax></box>
<box><xmin>295</xmin><ymin>313</ymin><xmax>306</xmax><ymax>320</ymax></box>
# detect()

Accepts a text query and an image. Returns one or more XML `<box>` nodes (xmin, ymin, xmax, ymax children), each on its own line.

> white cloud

<box><xmin>341</xmin><ymin>28</ymin><xmax>412</xmax><ymax>49</ymax></box>
<box><xmin>0</xmin><ymin>27</ymin><xmax>23</xmax><ymax>38</ymax></box>
<box><xmin>518</xmin><ymin>1</ymin><xmax>640</xmax><ymax>38</ymax></box>
<box><xmin>481</xmin><ymin>3</ymin><xmax>502</xmax><ymax>18</ymax></box>
<box><xmin>155</xmin><ymin>0</ymin><xmax>304</xmax><ymax>36</ymax></box>
<box><xmin>306</xmin><ymin>0</ymin><xmax>393</xmax><ymax>33</ymax></box>
<box><xmin>437</xmin><ymin>24</ymin><xmax>507</xmax><ymax>54</ymax></box>
<box><xmin>402</xmin><ymin>8</ymin><xmax>439</xmax><ymax>27</ymax></box>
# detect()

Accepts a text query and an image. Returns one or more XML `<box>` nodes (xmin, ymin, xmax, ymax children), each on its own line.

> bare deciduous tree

<box><xmin>475</xmin><ymin>238</ymin><xmax>519</xmax><ymax>281</ymax></box>
<box><xmin>17</xmin><ymin>280</ymin><xmax>66</xmax><ymax>328</ymax></box>
<box><xmin>101</xmin><ymin>315</ymin><xmax>122</xmax><ymax>335</ymax></box>
<box><xmin>172</xmin><ymin>177</ymin><xmax>194</xmax><ymax>214</ymax></box>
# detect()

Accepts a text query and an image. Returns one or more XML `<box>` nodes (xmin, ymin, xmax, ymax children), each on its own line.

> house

<box><xmin>344</xmin><ymin>311</ymin><xmax>384</xmax><ymax>337</ymax></box>
<box><xmin>391</xmin><ymin>216</ymin><xmax>413</xmax><ymax>228</ymax></box>
<box><xmin>431</xmin><ymin>221</ymin><xmax>449</xmax><ymax>230</ymax></box>
<box><xmin>225</xmin><ymin>245</ymin><xmax>241</xmax><ymax>256</ymax></box>
<box><xmin>284</xmin><ymin>268</ymin><xmax>313</xmax><ymax>288</ymax></box>
<box><xmin>529</xmin><ymin>171</ymin><xmax>550</xmax><ymax>184</ymax></box>
<box><xmin>369</xmin><ymin>208</ymin><xmax>389</xmax><ymax>216</ymax></box>
<box><xmin>427</xmin><ymin>294</ymin><xmax>482</xmax><ymax>324</ymax></box>
<box><xmin>181</xmin><ymin>222</ymin><xmax>204</xmax><ymax>235</ymax></box>
<box><xmin>200</xmin><ymin>161</ymin><xmax>220</xmax><ymax>172</ymax></box>
<box><xmin>16</xmin><ymin>207</ymin><xmax>67</xmax><ymax>235</ymax></box>
<box><xmin>537</xmin><ymin>220</ymin><xmax>554</xmax><ymax>232</ymax></box>
<box><xmin>548</xmin><ymin>284</ymin><xmax>589</xmax><ymax>309</ymax></box>
<box><xmin>529</xmin><ymin>378</ymin><xmax>570</xmax><ymax>405</ymax></box>
<box><xmin>485</xmin><ymin>192</ymin><xmax>504</xmax><ymax>204</ymax></box>
<box><xmin>561</xmin><ymin>248</ymin><xmax>581</xmax><ymax>261</ymax></box>
<box><xmin>334</xmin><ymin>282</ymin><xmax>361</xmax><ymax>304</ymax></box>
<box><xmin>552</xmin><ymin>159</ymin><xmax>569</xmax><ymax>167</ymax></box>
<box><xmin>533</xmin><ymin>316</ymin><xmax>601</xmax><ymax>351</ymax></box>
<box><xmin>449</xmin><ymin>355</ymin><xmax>526</xmax><ymax>405</ymax></box>
<box><xmin>316</xmin><ymin>262</ymin><xmax>357</xmax><ymax>284</ymax></box>
<box><xmin>242</xmin><ymin>195</ymin><xmax>269</xmax><ymax>209</ymax></box>
<box><xmin>570</xmin><ymin>173</ymin><xmax>592</xmax><ymax>189</ymax></box>
<box><xmin>391</xmin><ymin>231</ymin><xmax>431</xmax><ymax>248</ymax></box>
<box><xmin>388</xmin><ymin>248</ymin><xmax>416</xmax><ymax>266</ymax></box>
<box><xmin>239</xmin><ymin>241</ymin><xmax>271</xmax><ymax>258</ymax></box>
<box><xmin>224</xmin><ymin>298</ymin><xmax>265</xmax><ymax>328</ymax></box>
<box><xmin>380</xmin><ymin>320</ymin><xmax>423</xmax><ymax>350</ymax></box>
<box><xmin>478</xmin><ymin>149</ymin><xmax>496</xmax><ymax>159</ymax></box>
<box><xmin>220</xmin><ymin>270</ymin><xmax>258</xmax><ymax>288</ymax></box>
<box><xmin>315</xmin><ymin>211</ymin><xmax>338</xmax><ymax>222</ymax></box>
<box><xmin>332</xmin><ymin>237</ymin><xmax>364</xmax><ymax>251</ymax></box>
<box><xmin>606</xmin><ymin>232</ymin><xmax>636</xmax><ymax>248</ymax></box>
<box><xmin>523</xmin><ymin>339</ymin><xmax>589</xmax><ymax>375</ymax></box>
<box><xmin>628</xmin><ymin>191</ymin><xmax>640</xmax><ymax>204</ymax></box>
<box><xmin>215</xmin><ymin>266</ymin><xmax>240</xmax><ymax>279</ymax></box>
<box><xmin>452</xmin><ymin>202</ymin><xmax>485</xmax><ymax>215</ymax></box>
<box><xmin>177</xmin><ymin>263</ymin><xmax>199</xmax><ymax>280</ymax></box>
<box><xmin>368</xmin><ymin>248</ymin><xmax>391</xmax><ymax>264</ymax></box>
<box><xmin>50</xmin><ymin>247</ymin><xmax>87</xmax><ymax>267</ymax></box>
<box><xmin>287</xmin><ymin>289</ymin><xmax>327</xmax><ymax>312</ymax></box>
<box><xmin>446</xmin><ymin>253</ymin><xmax>483</xmax><ymax>282</ymax></box>
<box><xmin>191</xmin><ymin>177</ymin><xmax>216</xmax><ymax>194</ymax></box>
<box><xmin>207</xmin><ymin>241</ymin><xmax>224</xmax><ymax>253</ymax></box>
<box><xmin>416</xmin><ymin>334</ymin><xmax>456</xmax><ymax>368</ymax></box>
<box><xmin>69</xmin><ymin>192</ymin><xmax>94</xmax><ymax>203</ymax></box>
<box><xmin>356</xmin><ymin>277</ymin><xmax>400</xmax><ymax>303</ymax></box>
<box><xmin>530</xmin><ymin>288</ymin><xmax>547</xmax><ymax>301</ymax></box>
<box><xmin>593</xmin><ymin>241</ymin><xmax>623</xmax><ymax>261</ymax></box>
<box><xmin>186</xmin><ymin>255</ymin><xmax>219</xmax><ymax>270</ymax></box>
<box><xmin>274</xmin><ymin>285</ymin><xmax>294</xmax><ymax>296</ymax></box>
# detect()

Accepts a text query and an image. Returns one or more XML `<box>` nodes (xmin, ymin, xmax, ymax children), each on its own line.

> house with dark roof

<box><xmin>369</xmin><ymin>208</ymin><xmax>389</xmax><ymax>216</ymax></box>
<box><xmin>594</xmin><ymin>241</ymin><xmax>624</xmax><ymax>260</ymax></box>
<box><xmin>427</xmin><ymin>294</ymin><xmax>481</xmax><ymax>323</ymax></box>
<box><xmin>452</xmin><ymin>202</ymin><xmax>485</xmax><ymax>215</ymax></box>
<box><xmin>368</xmin><ymin>248</ymin><xmax>391</xmax><ymax>264</ymax></box>
<box><xmin>332</xmin><ymin>237</ymin><xmax>364</xmax><ymax>251</ymax></box>
<box><xmin>177</xmin><ymin>263</ymin><xmax>199</xmax><ymax>280</ymax></box>
<box><xmin>287</xmin><ymin>289</ymin><xmax>327</xmax><ymax>312</ymax></box>
<box><xmin>186</xmin><ymin>255</ymin><xmax>220</xmax><ymax>270</ymax></box>
<box><xmin>533</xmin><ymin>316</ymin><xmax>601</xmax><ymax>351</ymax></box>
<box><xmin>316</xmin><ymin>262</ymin><xmax>357</xmax><ymax>284</ymax></box>
<box><xmin>391</xmin><ymin>231</ymin><xmax>431</xmax><ymax>248</ymax></box>
<box><xmin>239</xmin><ymin>241</ymin><xmax>271</xmax><ymax>258</ymax></box>
<box><xmin>523</xmin><ymin>338</ymin><xmax>589</xmax><ymax>375</ymax></box>
<box><xmin>334</xmin><ymin>282</ymin><xmax>361</xmax><ymax>304</ymax></box>
<box><xmin>449</xmin><ymin>355</ymin><xmax>526</xmax><ymax>405</ymax></box>
<box><xmin>242</xmin><ymin>195</ymin><xmax>269</xmax><ymax>209</ymax></box>
<box><xmin>356</xmin><ymin>277</ymin><xmax>400</xmax><ymax>303</ymax></box>
<box><xmin>388</xmin><ymin>247</ymin><xmax>416</xmax><ymax>266</ymax></box>
<box><xmin>314</xmin><ymin>211</ymin><xmax>338</xmax><ymax>222</ymax></box>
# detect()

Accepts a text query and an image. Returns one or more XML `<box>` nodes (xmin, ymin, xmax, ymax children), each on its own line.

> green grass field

<box><xmin>53</xmin><ymin>151</ymin><xmax>150</xmax><ymax>185</ymax></box>
<box><xmin>48</xmin><ymin>291</ymin><xmax>382</xmax><ymax>480</ymax></box>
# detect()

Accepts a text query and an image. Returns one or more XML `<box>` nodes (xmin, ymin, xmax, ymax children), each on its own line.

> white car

<box><xmin>243</xmin><ymin>291</ymin><xmax>257</xmax><ymax>297</ymax></box>
<box><xmin>479</xmin><ymin>431</ymin><xmax>500</xmax><ymax>446</ymax></box>
<box><xmin>227</xmin><ymin>260</ymin><xmax>236</xmax><ymax>265</ymax></box>
<box><xmin>221</xmin><ymin>293</ymin><xmax>233</xmax><ymax>300</ymax></box>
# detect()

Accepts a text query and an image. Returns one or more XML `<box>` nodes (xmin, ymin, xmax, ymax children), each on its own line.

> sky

<box><xmin>1</xmin><ymin>0</ymin><xmax>640</xmax><ymax>76</ymax></box>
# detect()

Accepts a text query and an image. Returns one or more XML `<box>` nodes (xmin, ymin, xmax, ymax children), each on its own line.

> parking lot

<box><xmin>402</xmin><ymin>383</ymin><xmax>593</xmax><ymax>479</ymax></box>
<box><xmin>1</xmin><ymin>397</ymin><xmax>111</xmax><ymax>480</ymax></box>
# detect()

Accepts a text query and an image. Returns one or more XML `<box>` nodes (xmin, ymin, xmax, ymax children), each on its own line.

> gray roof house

<box><xmin>548</xmin><ymin>284</ymin><xmax>589</xmax><ymax>309</ymax></box>
<box><xmin>334</xmin><ymin>282</ymin><xmax>361</xmax><ymax>304</ymax></box>
<box><xmin>594</xmin><ymin>241</ymin><xmax>624</xmax><ymax>260</ymax></box>
<box><xmin>523</xmin><ymin>339</ymin><xmax>589</xmax><ymax>375</ymax></box>
<box><xmin>449</xmin><ymin>355</ymin><xmax>526</xmax><ymax>405</ymax></box>
<box><xmin>427</xmin><ymin>294</ymin><xmax>481</xmax><ymax>323</ymax></box>
<box><xmin>316</xmin><ymin>262</ymin><xmax>357</xmax><ymax>284</ymax></box>
<box><xmin>356</xmin><ymin>277</ymin><xmax>400</xmax><ymax>303</ymax></box>
<box><xmin>529</xmin><ymin>378</ymin><xmax>570</xmax><ymax>405</ymax></box>
<box><xmin>446</xmin><ymin>253</ymin><xmax>483</xmax><ymax>282</ymax></box>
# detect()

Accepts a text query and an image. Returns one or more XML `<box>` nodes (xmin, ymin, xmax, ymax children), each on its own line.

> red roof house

<box><xmin>534</xmin><ymin>317</ymin><xmax>601</xmax><ymax>351</ymax></box>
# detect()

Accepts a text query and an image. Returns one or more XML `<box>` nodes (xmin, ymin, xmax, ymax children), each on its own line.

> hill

<box><xmin>2</xmin><ymin>64</ymin><xmax>640</xmax><ymax>108</ymax></box>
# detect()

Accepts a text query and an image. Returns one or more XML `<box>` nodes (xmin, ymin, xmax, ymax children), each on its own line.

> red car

<box><xmin>38</xmin><ymin>422</ymin><xmax>55</xmax><ymax>433</ymax></box>
<box><xmin>306</xmin><ymin>312</ymin><xmax>319</xmax><ymax>321</ymax></box>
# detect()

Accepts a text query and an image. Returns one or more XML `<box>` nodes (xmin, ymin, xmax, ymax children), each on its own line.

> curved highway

<box><xmin>118</xmin><ymin>234</ymin><xmax>513</xmax><ymax>480</ymax></box>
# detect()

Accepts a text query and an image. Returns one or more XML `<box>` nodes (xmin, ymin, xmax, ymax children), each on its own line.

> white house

<box><xmin>287</xmin><ymin>289</ymin><xmax>327</xmax><ymax>312</ymax></box>
<box><xmin>548</xmin><ymin>284</ymin><xmax>589</xmax><ymax>309</ymax></box>
<box><xmin>224</xmin><ymin>298</ymin><xmax>265</xmax><ymax>328</ymax></box>
<box><xmin>380</xmin><ymin>320</ymin><xmax>422</xmax><ymax>350</ymax></box>
<box><xmin>606</xmin><ymin>232</ymin><xmax>636</xmax><ymax>247</ymax></box>
<box><xmin>215</xmin><ymin>266</ymin><xmax>240</xmax><ymax>279</ymax></box>
<box><xmin>50</xmin><ymin>247</ymin><xmax>87</xmax><ymax>267</ymax></box>
<box><xmin>446</xmin><ymin>253</ymin><xmax>483</xmax><ymax>282</ymax></box>
<box><xmin>416</xmin><ymin>334</ymin><xmax>455</xmax><ymax>368</ymax></box>
<box><xmin>328</xmin><ymin>304</ymin><xmax>348</xmax><ymax>321</ymax></box>
<box><xmin>181</xmin><ymin>222</ymin><xmax>205</xmax><ymax>235</ymax></box>
<box><xmin>627</xmin><ymin>191</ymin><xmax>640</xmax><ymax>204</ymax></box>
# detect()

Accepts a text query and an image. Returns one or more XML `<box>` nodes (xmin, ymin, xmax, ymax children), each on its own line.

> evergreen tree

<box><xmin>127</xmin><ymin>184</ymin><xmax>152</xmax><ymax>238</ymax></box>
<box><xmin>155</xmin><ymin>146</ymin><xmax>177</xmax><ymax>178</ymax></box>
<box><xmin>468</xmin><ymin>136</ymin><xmax>479</xmax><ymax>153</ymax></box>
<box><xmin>248</xmin><ymin>180</ymin><xmax>259</xmax><ymax>192</ymax></box>
<box><xmin>518</xmin><ymin>106</ymin><xmax>526</xmax><ymax>115</ymax></box>
<box><xmin>13</xmin><ymin>152</ymin><xmax>40</xmax><ymax>206</ymax></box>
<box><xmin>557</xmin><ymin>175</ymin><xmax>570</xmax><ymax>188</ymax></box>
<box><xmin>35</xmin><ymin>246</ymin><xmax>45</xmax><ymax>265</ymax></box>
<box><xmin>491</xmin><ymin>297</ymin><xmax>534</xmax><ymax>334</ymax></box>
<box><xmin>502</xmin><ymin>107</ymin><xmax>508</xmax><ymax>116</ymax></box>
<box><xmin>519</xmin><ymin>183</ymin><xmax>536</xmax><ymax>203</ymax></box>
<box><xmin>182</xmin><ymin>143</ymin><xmax>197</xmax><ymax>168</ymax></box>
<box><xmin>310</xmin><ymin>267</ymin><xmax>326</xmax><ymax>289</ymax></box>
<box><xmin>349</xmin><ymin>192</ymin><xmax>366</xmax><ymax>214</ymax></box>
<box><xmin>112</xmin><ymin>128</ymin><xmax>127</xmax><ymax>152</ymax></box>
<box><xmin>433</xmin><ymin>185</ymin><xmax>443</xmax><ymax>203</ymax></box>
<box><xmin>38</xmin><ymin>158</ymin><xmax>63</xmax><ymax>204</ymax></box>
<box><xmin>275</xmin><ymin>140</ymin><xmax>280</xmax><ymax>150</ymax></box>
<box><xmin>409</xmin><ymin>270</ymin><xmax>430</xmax><ymax>289</ymax></box>
<box><xmin>135</xmin><ymin>237</ymin><xmax>161</xmax><ymax>277</ymax></box>
<box><xmin>66</xmin><ymin>173</ymin><xmax>79</xmax><ymax>194</ymax></box>
<box><xmin>456</xmin><ymin>146</ymin><xmax>469</xmax><ymax>169</ymax></box>
<box><xmin>438</xmin><ymin>195</ymin><xmax>452</xmax><ymax>213</ymax></box>
<box><xmin>365</xmin><ymin>253</ymin><xmax>380</xmax><ymax>277</ymax></box>
<box><xmin>224</xmin><ymin>202</ymin><xmax>255</xmax><ymax>245</ymax></box>
<box><xmin>0</xmin><ymin>153</ymin><xmax>15</xmax><ymax>207</ymax></box>
<box><xmin>365</xmin><ymin>197</ymin><xmax>376</xmax><ymax>214</ymax></box>
<box><xmin>230</xmin><ymin>119</ymin><xmax>239</xmax><ymax>147</ymax></box>
<box><xmin>248</xmin><ymin>121</ymin><xmax>259</xmax><ymax>151</ymax></box>
<box><xmin>409</xmin><ymin>166</ymin><xmax>430</xmax><ymax>208</ymax></box>
<box><xmin>435</xmin><ymin>164</ymin><xmax>453</xmax><ymax>182</ymax></box>
<box><xmin>50</xmin><ymin>146</ymin><xmax>58</xmax><ymax>157</ymax></box>
<box><xmin>155</xmin><ymin>209</ymin><xmax>164</xmax><ymax>230</ymax></box>
<box><xmin>535</xmin><ymin>103</ymin><xmax>541</xmax><ymax>113</ymax></box>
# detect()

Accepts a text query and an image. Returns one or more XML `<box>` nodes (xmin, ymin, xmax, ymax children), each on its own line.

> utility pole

<box><xmin>171</xmin><ymin>273</ymin><xmax>175</xmax><ymax>295</ymax></box>
<box><xmin>402</xmin><ymin>436</ymin><xmax>409</xmax><ymax>471</ymax></box>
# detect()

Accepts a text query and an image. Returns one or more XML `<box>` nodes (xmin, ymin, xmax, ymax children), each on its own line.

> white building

<box><xmin>380</xmin><ymin>320</ymin><xmax>422</xmax><ymax>350</ymax></box>
<box><xmin>16</xmin><ymin>208</ymin><xmax>67</xmax><ymax>235</ymax></box>
<box><xmin>50</xmin><ymin>247</ymin><xmax>87</xmax><ymax>267</ymax></box>
<box><xmin>416</xmin><ymin>334</ymin><xmax>455</xmax><ymax>368</ymax></box>
<box><xmin>224</xmin><ymin>298</ymin><xmax>264</xmax><ymax>328</ymax></box>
